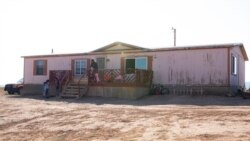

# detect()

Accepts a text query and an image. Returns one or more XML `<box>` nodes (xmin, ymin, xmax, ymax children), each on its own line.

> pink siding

<box><xmin>230</xmin><ymin>47</ymin><xmax>245</xmax><ymax>87</ymax></box>
<box><xmin>24</xmin><ymin>54</ymin><xmax>123</xmax><ymax>84</ymax></box>
<box><xmin>152</xmin><ymin>48</ymin><xmax>228</xmax><ymax>85</ymax></box>
<box><xmin>105</xmin><ymin>54</ymin><xmax>121</xmax><ymax>69</ymax></box>
<box><xmin>24</xmin><ymin>47</ymin><xmax>245</xmax><ymax>87</ymax></box>
<box><xmin>24</xmin><ymin>55</ymin><xmax>89</xmax><ymax>84</ymax></box>
<box><xmin>106</xmin><ymin>48</ymin><xmax>229</xmax><ymax>86</ymax></box>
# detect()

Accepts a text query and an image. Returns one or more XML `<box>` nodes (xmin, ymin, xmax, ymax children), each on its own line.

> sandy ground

<box><xmin>0</xmin><ymin>88</ymin><xmax>250</xmax><ymax>141</ymax></box>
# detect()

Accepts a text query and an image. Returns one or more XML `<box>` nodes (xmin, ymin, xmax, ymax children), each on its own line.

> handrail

<box><xmin>61</xmin><ymin>71</ymin><xmax>72</xmax><ymax>95</ymax></box>
<box><xmin>78</xmin><ymin>73</ymin><xmax>88</xmax><ymax>97</ymax></box>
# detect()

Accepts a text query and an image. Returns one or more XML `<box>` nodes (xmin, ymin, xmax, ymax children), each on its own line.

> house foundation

<box><xmin>20</xmin><ymin>84</ymin><xmax>43</xmax><ymax>95</ymax></box>
<box><xmin>163</xmin><ymin>85</ymin><xmax>232</xmax><ymax>96</ymax></box>
<box><xmin>87</xmin><ymin>86</ymin><xmax>150</xmax><ymax>99</ymax></box>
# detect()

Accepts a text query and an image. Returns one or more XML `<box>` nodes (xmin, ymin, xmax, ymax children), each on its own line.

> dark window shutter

<box><xmin>147</xmin><ymin>56</ymin><xmax>153</xmax><ymax>70</ymax></box>
<box><xmin>44</xmin><ymin>60</ymin><xmax>47</xmax><ymax>75</ymax></box>
<box><xmin>71</xmin><ymin>59</ymin><xmax>75</xmax><ymax>77</ymax></box>
<box><xmin>33</xmin><ymin>60</ymin><xmax>36</xmax><ymax>75</ymax></box>
<box><xmin>120</xmin><ymin>57</ymin><xmax>124</xmax><ymax>74</ymax></box>
<box><xmin>87</xmin><ymin>59</ymin><xmax>90</xmax><ymax>70</ymax></box>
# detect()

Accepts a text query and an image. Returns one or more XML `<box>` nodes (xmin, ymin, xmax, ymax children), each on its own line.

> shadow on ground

<box><xmin>5</xmin><ymin>93</ymin><xmax>250</xmax><ymax>106</ymax></box>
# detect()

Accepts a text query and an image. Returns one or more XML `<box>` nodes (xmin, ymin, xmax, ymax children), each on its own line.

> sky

<box><xmin>0</xmin><ymin>0</ymin><xmax>250</xmax><ymax>85</ymax></box>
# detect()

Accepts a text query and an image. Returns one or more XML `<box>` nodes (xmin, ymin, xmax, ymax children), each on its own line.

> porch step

<box><xmin>61</xmin><ymin>82</ymin><xmax>88</xmax><ymax>98</ymax></box>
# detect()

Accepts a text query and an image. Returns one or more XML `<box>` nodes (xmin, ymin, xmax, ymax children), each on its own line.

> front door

<box><xmin>96</xmin><ymin>57</ymin><xmax>105</xmax><ymax>81</ymax></box>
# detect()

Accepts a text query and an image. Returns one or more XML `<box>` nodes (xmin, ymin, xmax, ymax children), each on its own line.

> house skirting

<box><xmin>87</xmin><ymin>86</ymin><xmax>150</xmax><ymax>99</ymax></box>
<box><xmin>20</xmin><ymin>84</ymin><xmax>43</xmax><ymax>95</ymax></box>
<box><xmin>163</xmin><ymin>85</ymin><xmax>232</xmax><ymax>96</ymax></box>
<box><xmin>20</xmin><ymin>84</ymin><xmax>234</xmax><ymax>98</ymax></box>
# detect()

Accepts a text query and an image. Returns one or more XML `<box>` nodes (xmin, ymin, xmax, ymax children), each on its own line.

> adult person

<box><xmin>90</xmin><ymin>59</ymin><xmax>100</xmax><ymax>83</ymax></box>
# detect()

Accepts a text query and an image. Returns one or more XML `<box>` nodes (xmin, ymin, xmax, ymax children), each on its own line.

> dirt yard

<box><xmin>0</xmin><ymin>88</ymin><xmax>250</xmax><ymax>141</ymax></box>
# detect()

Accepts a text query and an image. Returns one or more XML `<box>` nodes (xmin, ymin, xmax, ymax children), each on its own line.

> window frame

<box><xmin>74</xmin><ymin>59</ymin><xmax>87</xmax><ymax>75</ymax></box>
<box><xmin>135</xmin><ymin>57</ymin><xmax>148</xmax><ymax>70</ymax></box>
<box><xmin>125</xmin><ymin>57</ymin><xmax>135</xmax><ymax>74</ymax></box>
<box><xmin>231</xmin><ymin>55</ymin><xmax>237</xmax><ymax>75</ymax></box>
<box><xmin>33</xmin><ymin>60</ymin><xmax>47</xmax><ymax>76</ymax></box>
<box><xmin>124</xmin><ymin>56</ymin><xmax>148</xmax><ymax>74</ymax></box>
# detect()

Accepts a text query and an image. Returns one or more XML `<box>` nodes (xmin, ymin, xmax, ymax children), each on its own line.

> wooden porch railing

<box><xmin>62</xmin><ymin>71</ymin><xmax>72</xmax><ymax>92</ymax></box>
<box><xmin>94</xmin><ymin>69</ymin><xmax>153</xmax><ymax>86</ymax></box>
<box><xmin>78</xmin><ymin>73</ymin><xmax>88</xmax><ymax>97</ymax></box>
<box><xmin>49</xmin><ymin>70</ymin><xmax>72</xmax><ymax>94</ymax></box>
<box><xmin>50</xmin><ymin>69</ymin><xmax>153</xmax><ymax>97</ymax></box>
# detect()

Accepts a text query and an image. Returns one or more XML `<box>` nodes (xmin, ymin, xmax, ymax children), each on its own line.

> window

<box><xmin>135</xmin><ymin>57</ymin><xmax>147</xmax><ymax>70</ymax></box>
<box><xmin>34</xmin><ymin>60</ymin><xmax>47</xmax><ymax>75</ymax></box>
<box><xmin>75</xmin><ymin>60</ymin><xmax>87</xmax><ymax>75</ymax></box>
<box><xmin>231</xmin><ymin>55</ymin><xmax>237</xmax><ymax>75</ymax></box>
<box><xmin>125</xmin><ymin>57</ymin><xmax>148</xmax><ymax>73</ymax></box>
<box><xmin>125</xmin><ymin>58</ymin><xmax>135</xmax><ymax>73</ymax></box>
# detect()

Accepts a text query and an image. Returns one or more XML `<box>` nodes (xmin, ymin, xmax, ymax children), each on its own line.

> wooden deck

<box><xmin>49</xmin><ymin>69</ymin><xmax>153</xmax><ymax>98</ymax></box>
<box><xmin>89</xmin><ymin>69</ymin><xmax>153</xmax><ymax>87</ymax></box>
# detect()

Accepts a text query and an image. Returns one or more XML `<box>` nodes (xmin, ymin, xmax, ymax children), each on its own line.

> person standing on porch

<box><xmin>90</xmin><ymin>59</ymin><xmax>100</xmax><ymax>83</ymax></box>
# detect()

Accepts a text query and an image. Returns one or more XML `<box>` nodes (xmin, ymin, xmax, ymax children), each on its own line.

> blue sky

<box><xmin>0</xmin><ymin>0</ymin><xmax>250</xmax><ymax>85</ymax></box>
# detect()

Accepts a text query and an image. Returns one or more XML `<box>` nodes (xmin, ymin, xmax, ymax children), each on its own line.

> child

<box><xmin>88</xmin><ymin>67</ymin><xmax>96</xmax><ymax>85</ymax></box>
<box><xmin>43</xmin><ymin>80</ymin><xmax>49</xmax><ymax>98</ymax></box>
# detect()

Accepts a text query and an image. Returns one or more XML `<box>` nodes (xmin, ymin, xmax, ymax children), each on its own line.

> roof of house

<box><xmin>152</xmin><ymin>43</ymin><xmax>248</xmax><ymax>61</ymax></box>
<box><xmin>91</xmin><ymin>41</ymin><xmax>149</xmax><ymax>52</ymax></box>
<box><xmin>22</xmin><ymin>42</ymin><xmax>248</xmax><ymax>61</ymax></box>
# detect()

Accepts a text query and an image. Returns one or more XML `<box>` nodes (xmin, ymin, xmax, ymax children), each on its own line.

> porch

<box><xmin>49</xmin><ymin>69</ymin><xmax>153</xmax><ymax>99</ymax></box>
<box><xmin>88</xmin><ymin>69</ymin><xmax>153</xmax><ymax>86</ymax></box>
